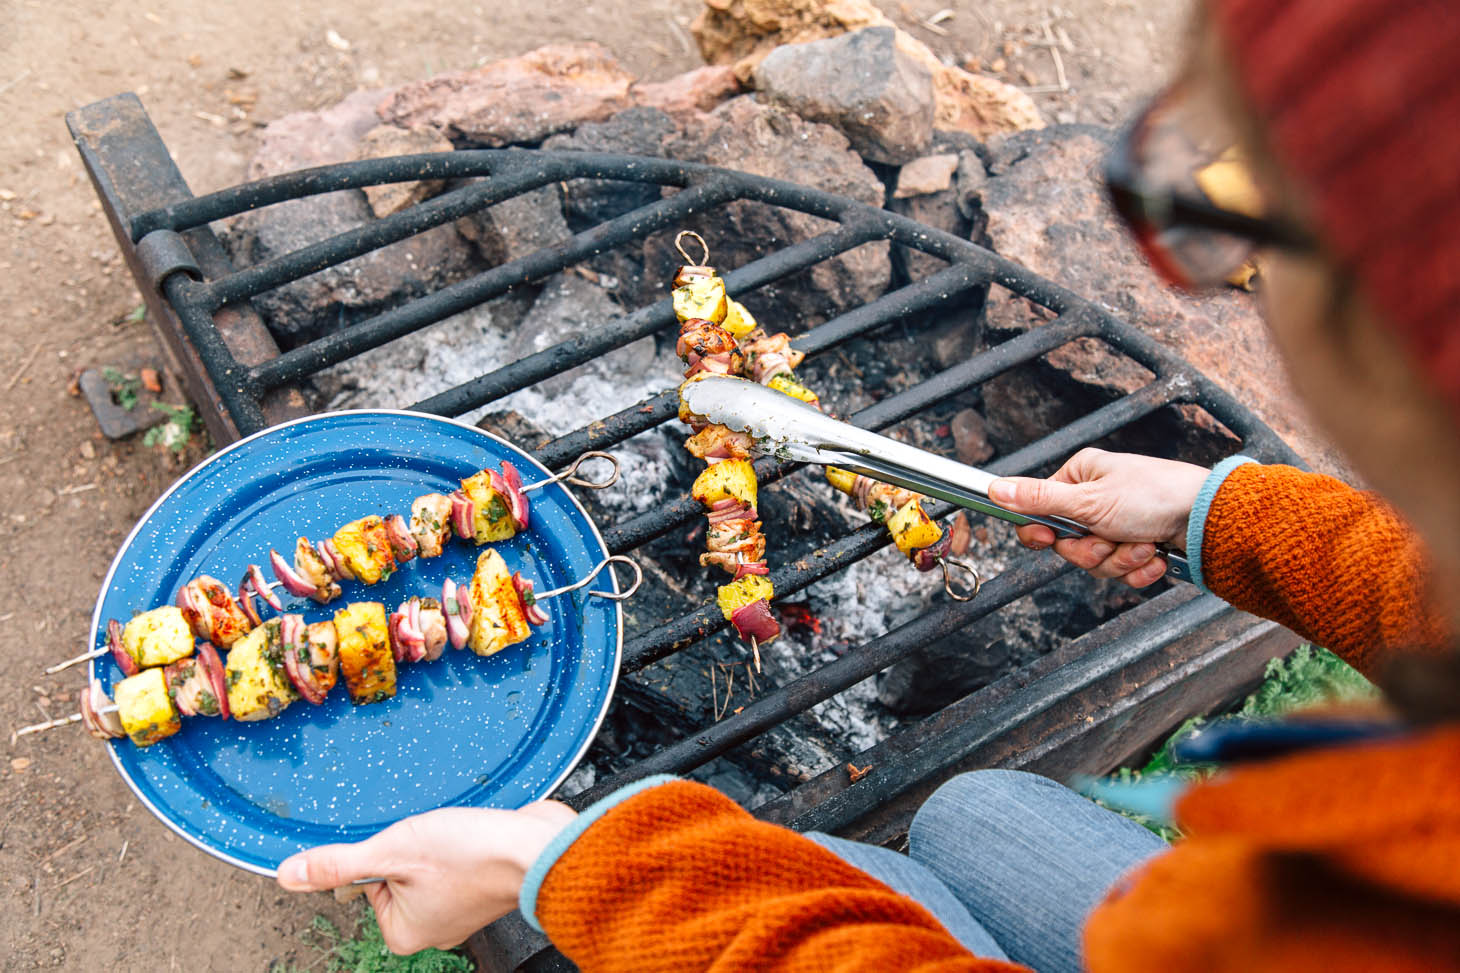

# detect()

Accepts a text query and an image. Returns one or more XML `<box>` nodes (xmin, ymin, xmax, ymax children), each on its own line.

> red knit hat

<box><xmin>1210</xmin><ymin>0</ymin><xmax>1460</xmax><ymax>418</ymax></box>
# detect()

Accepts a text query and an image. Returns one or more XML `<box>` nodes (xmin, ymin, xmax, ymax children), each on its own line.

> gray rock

<box><xmin>887</xmin><ymin>131</ymin><xmax>987</xmax><ymax>284</ymax></box>
<box><xmin>542</xmin><ymin>107</ymin><xmax>682</xmax><ymax>229</ymax></box>
<box><xmin>456</xmin><ymin>182</ymin><xmax>572</xmax><ymax>267</ymax></box>
<box><xmin>510</xmin><ymin>272</ymin><xmax>659</xmax><ymax>399</ymax></box>
<box><xmin>354</xmin><ymin>124</ymin><xmax>455</xmax><ymax>218</ymax></box>
<box><xmin>752</xmin><ymin>26</ymin><xmax>934</xmax><ymax>165</ymax></box>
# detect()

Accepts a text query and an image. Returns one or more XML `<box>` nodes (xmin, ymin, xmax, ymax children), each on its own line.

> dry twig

<box><xmin>55</xmin><ymin>865</ymin><xmax>96</xmax><ymax>889</ymax></box>
<box><xmin>5</xmin><ymin>344</ymin><xmax>44</xmax><ymax>391</ymax></box>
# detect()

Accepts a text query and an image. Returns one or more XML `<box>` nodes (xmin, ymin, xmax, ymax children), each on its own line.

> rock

<box><xmin>246</xmin><ymin>88</ymin><xmax>388</xmax><ymax>179</ymax></box>
<box><xmin>644</xmin><ymin>95</ymin><xmax>891</xmax><ymax>323</ymax></box>
<box><xmin>951</xmin><ymin>408</ymin><xmax>994</xmax><ymax>465</ymax></box>
<box><xmin>752</xmin><ymin>27</ymin><xmax>934</xmax><ymax>165</ymax></box>
<box><xmin>378</xmin><ymin>43</ymin><xmax>634</xmax><ymax>146</ymax></box>
<box><xmin>631</xmin><ymin>65</ymin><xmax>742</xmax><ymax>117</ymax></box>
<box><xmin>886</xmin><ymin>134</ymin><xmax>986</xmax><ymax>294</ymax></box>
<box><xmin>894</xmin><ymin>153</ymin><xmax>960</xmax><ymax>198</ymax></box>
<box><xmin>973</xmin><ymin>124</ymin><xmax>1322</xmax><ymax>464</ymax></box>
<box><xmin>510</xmin><ymin>272</ymin><xmax>661</xmax><ymax>398</ymax></box>
<box><xmin>894</xmin><ymin>32</ymin><xmax>1045</xmax><ymax>140</ymax></box>
<box><xmin>475</xmin><ymin>409</ymin><xmax>554</xmax><ymax>453</ymax></box>
<box><xmin>691</xmin><ymin>0</ymin><xmax>891</xmax><ymax>83</ymax></box>
<box><xmin>354</xmin><ymin>125</ymin><xmax>455</xmax><ymax>217</ymax></box>
<box><xmin>542</xmin><ymin>107</ymin><xmax>682</xmax><ymax>229</ymax></box>
<box><xmin>456</xmin><ymin>182</ymin><xmax>572</xmax><ymax>267</ymax></box>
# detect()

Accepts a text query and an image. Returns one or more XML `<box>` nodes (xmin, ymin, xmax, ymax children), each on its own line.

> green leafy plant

<box><xmin>101</xmin><ymin>367</ymin><xmax>142</xmax><ymax>411</ymax></box>
<box><xmin>143</xmin><ymin>402</ymin><xmax>200</xmax><ymax>455</ymax></box>
<box><xmin>290</xmin><ymin>908</ymin><xmax>472</xmax><ymax>973</ymax></box>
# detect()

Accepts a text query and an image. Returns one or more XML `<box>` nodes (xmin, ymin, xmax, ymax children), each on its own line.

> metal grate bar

<box><xmin>407</xmin><ymin>221</ymin><xmax>882</xmax><ymax>417</ymax></box>
<box><xmin>574</xmin><ymin>554</ymin><xmax>1074</xmax><ymax>807</ymax></box>
<box><xmin>250</xmin><ymin>178</ymin><xmax>741</xmax><ymax>389</ymax></box>
<box><xmin>532</xmin><ymin>262</ymin><xmax>989</xmax><ymax>469</ymax></box>
<box><xmin>204</xmin><ymin>165</ymin><xmax>565</xmax><ymax>307</ymax></box>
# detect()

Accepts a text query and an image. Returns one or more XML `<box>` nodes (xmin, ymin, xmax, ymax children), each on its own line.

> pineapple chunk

<box><xmin>692</xmin><ymin>458</ymin><xmax>758</xmax><ymax>510</ymax></box>
<box><xmin>335</xmin><ymin>602</ymin><xmax>395</xmax><ymax>705</ymax></box>
<box><xmin>825</xmin><ymin>466</ymin><xmax>857</xmax><ymax>495</ymax></box>
<box><xmin>332</xmin><ymin>516</ymin><xmax>396</xmax><ymax>585</ymax></box>
<box><xmin>672</xmin><ymin>276</ymin><xmax>727</xmax><ymax>324</ymax></box>
<box><xmin>677</xmin><ymin>373</ymin><xmax>714</xmax><ymax>426</ymax></box>
<box><xmin>767</xmin><ymin>373</ymin><xmax>820</xmax><ymax>406</ymax></box>
<box><xmin>887</xmin><ymin>499</ymin><xmax>943</xmax><ymax>558</ymax></box>
<box><xmin>716</xmin><ymin>575</ymin><xmax>775</xmax><ymax>622</ymax></box>
<box><xmin>721</xmin><ymin>299</ymin><xmax>757</xmax><ymax>338</ymax></box>
<box><xmin>468</xmin><ymin>549</ymin><xmax>531</xmax><ymax>656</ymax></box>
<box><xmin>225</xmin><ymin>620</ymin><xmax>297</xmax><ymax>722</ymax></box>
<box><xmin>460</xmin><ymin>470</ymin><xmax>518</xmax><ymax>544</ymax></box>
<box><xmin>114</xmin><ymin>667</ymin><xmax>182</xmax><ymax>747</ymax></box>
<box><xmin>121</xmin><ymin>606</ymin><xmax>194</xmax><ymax>669</ymax></box>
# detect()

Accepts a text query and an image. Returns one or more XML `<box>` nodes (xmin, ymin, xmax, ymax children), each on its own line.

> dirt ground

<box><xmin>0</xmin><ymin>0</ymin><xmax>1198</xmax><ymax>968</ymax></box>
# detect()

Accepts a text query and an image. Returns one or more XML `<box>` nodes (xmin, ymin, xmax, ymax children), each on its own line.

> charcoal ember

<box><xmin>630</xmin><ymin>65</ymin><xmax>742</xmax><ymax>118</ymax></box>
<box><xmin>643</xmin><ymin>95</ymin><xmax>892</xmax><ymax>324</ymax></box>
<box><xmin>752</xmin><ymin>26</ymin><xmax>934</xmax><ymax>165</ymax></box>
<box><xmin>354</xmin><ymin>124</ymin><xmax>454</xmax><ymax>218</ymax></box>
<box><xmin>876</xmin><ymin>568</ymin><xmax>1137</xmax><ymax>716</ymax></box>
<box><xmin>455</xmin><ymin>182</ymin><xmax>572</xmax><ymax>267</ymax></box>
<box><xmin>976</xmin><ymin>124</ymin><xmax>1326</xmax><ymax>465</ymax></box>
<box><xmin>691</xmin><ymin>0</ymin><xmax>891</xmax><ymax>83</ymax></box>
<box><xmin>378</xmin><ymin>43</ymin><xmax>634</xmax><ymax>146</ymax></box>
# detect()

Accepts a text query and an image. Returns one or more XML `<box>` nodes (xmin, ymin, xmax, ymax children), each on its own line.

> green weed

<box><xmin>289</xmin><ymin>907</ymin><xmax>472</xmax><ymax>973</ymax></box>
<box><xmin>143</xmin><ymin>402</ymin><xmax>199</xmax><ymax>455</ymax></box>
<box><xmin>101</xmin><ymin>367</ymin><xmax>141</xmax><ymax>411</ymax></box>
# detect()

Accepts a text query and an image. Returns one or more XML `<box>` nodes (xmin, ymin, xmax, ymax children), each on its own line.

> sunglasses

<box><xmin>1104</xmin><ymin>79</ymin><xmax>1316</xmax><ymax>291</ymax></box>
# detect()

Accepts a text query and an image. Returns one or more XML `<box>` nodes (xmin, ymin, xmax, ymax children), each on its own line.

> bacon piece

<box><xmin>742</xmin><ymin>332</ymin><xmax>806</xmax><ymax>384</ymax></box>
<box><xmin>685</xmin><ymin>424</ymin><xmax>754</xmax><ymax>462</ymax></box>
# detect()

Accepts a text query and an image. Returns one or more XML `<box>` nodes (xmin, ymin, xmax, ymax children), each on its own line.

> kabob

<box><xmin>45</xmin><ymin>451</ymin><xmax>619</xmax><ymax>678</ymax></box>
<box><xmin>23</xmin><ymin>549</ymin><xmax>640</xmax><ymax>748</ymax></box>
<box><xmin>669</xmin><ymin>233</ymin><xmax>780</xmax><ymax>663</ymax></box>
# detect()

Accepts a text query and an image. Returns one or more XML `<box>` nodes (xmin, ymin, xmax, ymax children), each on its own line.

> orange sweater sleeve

<box><xmin>1196</xmin><ymin>461</ymin><xmax>1450</xmax><ymax>675</ymax></box>
<box><xmin>531</xmin><ymin>779</ymin><xmax>1026</xmax><ymax>973</ymax></box>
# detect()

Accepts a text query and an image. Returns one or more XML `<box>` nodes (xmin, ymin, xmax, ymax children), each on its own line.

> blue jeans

<box><xmin>806</xmin><ymin>769</ymin><xmax>1167</xmax><ymax>973</ymax></box>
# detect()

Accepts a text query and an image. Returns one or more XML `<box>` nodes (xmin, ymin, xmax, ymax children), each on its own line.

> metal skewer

<box><xmin>15</xmin><ymin>702</ymin><xmax>118</xmax><ymax>738</ymax></box>
<box><xmin>534</xmin><ymin>555</ymin><xmax>642</xmax><ymax>601</ymax></box>
<box><xmin>44</xmin><ymin>648</ymin><xmax>109</xmax><ymax>675</ymax></box>
<box><xmin>518</xmin><ymin>451</ymin><xmax>620</xmax><ymax>494</ymax></box>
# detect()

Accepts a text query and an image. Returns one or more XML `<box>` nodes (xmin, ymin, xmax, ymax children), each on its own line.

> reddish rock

<box><xmin>631</xmin><ymin>65</ymin><xmax>741</xmax><ymax>117</ymax></box>
<box><xmin>752</xmin><ymin>27</ymin><xmax>934</xmax><ymax>165</ymax></box>
<box><xmin>354</xmin><ymin>125</ymin><xmax>455</xmax><ymax>218</ymax></box>
<box><xmin>645</xmin><ymin>95</ymin><xmax>891</xmax><ymax>323</ymax></box>
<box><xmin>691</xmin><ymin>0</ymin><xmax>890</xmax><ymax>83</ymax></box>
<box><xmin>246</xmin><ymin>88</ymin><xmax>388</xmax><ymax>179</ymax></box>
<box><xmin>975</xmin><ymin>125</ymin><xmax>1334</xmax><ymax>468</ymax></box>
<box><xmin>894</xmin><ymin>153</ymin><xmax>960</xmax><ymax>198</ymax></box>
<box><xmin>378</xmin><ymin>43</ymin><xmax>634</xmax><ymax>146</ymax></box>
<box><xmin>895</xmin><ymin>32</ymin><xmax>1044</xmax><ymax>139</ymax></box>
<box><xmin>951</xmin><ymin>408</ymin><xmax>994</xmax><ymax>465</ymax></box>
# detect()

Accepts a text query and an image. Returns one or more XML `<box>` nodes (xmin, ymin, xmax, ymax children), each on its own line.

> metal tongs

<box><xmin>682</xmin><ymin>376</ymin><xmax>1192</xmax><ymax>583</ymax></box>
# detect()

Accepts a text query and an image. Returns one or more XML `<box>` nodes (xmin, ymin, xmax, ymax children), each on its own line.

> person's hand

<box><xmin>276</xmin><ymin>801</ymin><xmax>577</xmax><ymax>954</ymax></box>
<box><xmin>987</xmin><ymin>448</ymin><xmax>1208</xmax><ymax>588</ymax></box>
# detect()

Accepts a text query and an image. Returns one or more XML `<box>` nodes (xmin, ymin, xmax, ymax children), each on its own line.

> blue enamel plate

<box><xmin>88</xmin><ymin>411</ymin><xmax>621</xmax><ymax>875</ymax></box>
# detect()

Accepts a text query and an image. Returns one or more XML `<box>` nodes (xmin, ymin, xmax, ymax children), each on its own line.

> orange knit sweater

<box><xmin>533</xmin><ymin>464</ymin><xmax>1460</xmax><ymax>971</ymax></box>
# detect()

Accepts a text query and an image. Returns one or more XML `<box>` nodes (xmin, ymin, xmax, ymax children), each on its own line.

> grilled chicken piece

<box><xmin>742</xmin><ymin>332</ymin><xmax>806</xmax><ymax>384</ymax></box>
<box><xmin>467</xmin><ymin>549</ymin><xmax>531</xmax><ymax>656</ymax></box>
<box><xmin>225</xmin><ymin>620</ymin><xmax>297</xmax><ymax>722</ymax></box>
<box><xmin>121</xmin><ymin>606</ymin><xmax>194</xmax><ymax>669</ymax></box>
<box><xmin>684</xmin><ymin>424</ymin><xmax>754</xmax><ymax>462</ymax></box>
<box><xmin>304</xmin><ymin>621</ymin><xmax>339</xmax><ymax>696</ymax></box>
<box><xmin>335</xmin><ymin>601</ymin><xmax>394</xmax><ymax>705</ymax></box>
<box><xmin>178</xmin><ymin>575</ymin><xmax>254</xmax><ymax>649</ymax></box>
<box><xmin>705</xmin><ymin>518</ymin><xmax>766</xmax><ymax>560</ymax></box>
<box><xmin>114</xmin><ymin>667</ymin><xmax>182</xmax><ymax>747</ymax></box>
<box><xmin>332</xmin><ymin>516</ymin><xmax>397</xmax><ymax>585</ymax></box>
<box><xmin>409</xmin><ymin>493</ymin><xmax>454</xmax><ymax>558</ymax></box>
<box><xmin>460</xmin><ymin>471</ymin><xmax>517</xmax><ymax>544</ymax></box>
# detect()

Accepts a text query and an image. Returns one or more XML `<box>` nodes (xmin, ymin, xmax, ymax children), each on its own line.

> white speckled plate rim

<box><xmin>88</xmin><ymin>409</ymin><xmax>623</xmax><ymax>877</ymax></box>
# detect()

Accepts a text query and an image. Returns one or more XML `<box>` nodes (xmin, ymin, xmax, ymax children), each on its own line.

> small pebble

<box><xmin>11</xmin><ymin>757</ymin><xmax>32</xmax><ymax>772</ymax></box>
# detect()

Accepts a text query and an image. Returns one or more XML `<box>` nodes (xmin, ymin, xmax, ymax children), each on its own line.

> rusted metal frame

<box><xmin>65</xmin><ymin>93</ymin><xmax>307</xmax><ymax>444</ymax></box>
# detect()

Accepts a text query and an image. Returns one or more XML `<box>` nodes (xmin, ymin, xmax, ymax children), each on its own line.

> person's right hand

<box><xmin>987</xmin><ymin>448</ymin><xmax>1209</xmax><ymax>588</ymax></box>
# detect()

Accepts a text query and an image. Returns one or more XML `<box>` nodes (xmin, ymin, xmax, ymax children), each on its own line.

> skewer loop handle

<box><xmin>940</xmin><ymin>557</ymin><xmax>982</xmax><ymax>603</ymax></box>
<box><xmin>519</xmin><ymin>451</ymin><xmax>620</xmax><ymax>493</ymax></box>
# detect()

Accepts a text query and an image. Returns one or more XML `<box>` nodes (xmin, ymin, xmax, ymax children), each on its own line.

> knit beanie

<box><xmin>1210</xmin><ymin>0</ymin><xmax>1460</xmax><ymax>420</ymax></box>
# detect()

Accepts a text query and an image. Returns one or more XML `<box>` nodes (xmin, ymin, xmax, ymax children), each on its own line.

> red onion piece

<box><xmin>449</xmin><ymin>490</ymin><xmax>475</xmax><ymax>540</ymax></box>
<box><xmin>106</xmin><ymin>618</ymin><xmax>138</xmax><ymax>677</ymax></box>
<box><xmin>281</xmin><ymin>614</ymin><xmax>325</xmax><ymax>704</ymax></box>
<box><xmin>236</xmin><ymin>577</ymin><xmax>262</xmax><ymax>627</ymax></box>
<box><xmin>163</xmin><ymin>659</ymin><xmax>199</xmax><ymax>718</ymax></box>
<box><xmin>733</xmin><ymin>560</ymin><xmax>771</xmax><ymax>580</ymax></box>
<box><xmin>249</xmin><ymin>563</ymin><xmax>283</xmax><ymax>611</ymax></box>
<box><xmin>912</xmin><ymin>535</ymin><xmax>952</xmax><ymax>572</ymax></box>
<box><xmin>499</xmin><ymin>461</ymin><xmax>530</xmax><ymax>530</ymax></box>
<box><xmin>456</xmin><ymin>583</ymin><xmax>474</xmax><ymax>626</ymax></box>
<box><xmin>512</xmin><ymin>573</ymin><xmax>549</xmax><ymax>627</ymax></box>
<box><xmin>270</xmin><ymin>548</ymin><xmax>318</xmax><ymax>598</ymax></box>
<box><xmin>384</xmin><ymin>514</ymin><xmax>418</xmax><ymax>563</ymax></box>
<box><xmin>387</xmin><ymin>611</ymin><xmax>407</xmax><ymax>663</ymax></box>
<box><xmin>196</xmin><ymin>643</ymin><xmax>231</xmax><ymax>720</ymax></box>
<box><xmin>80</xmin><ymin>684</ymin><xmax>125</xmax><ymax>740</ymax></box>
<box><xmin>176</xmin><ymin>583</ymin><xmax>211</xmax><ymax>642</ymax></box>
<box><xmin>730</xmin><ymin>599</ymin><xmax>780</xmax><ymax>644</ymax></box>
<box><xmin>442</xmin><ymin>579</ymin><xmax>469</xmax><ymax>650</ymax></box>
<box><xmin>321</xmin><ymin>539</ymin><xmax>354</xmax><ymax>581</ymax></box>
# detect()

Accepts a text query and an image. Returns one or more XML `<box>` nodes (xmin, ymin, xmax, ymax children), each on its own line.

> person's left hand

<box><xmin>276</xmin><ymin>801</ymin><xmax>577</xmax><ymax>954</ymax></box>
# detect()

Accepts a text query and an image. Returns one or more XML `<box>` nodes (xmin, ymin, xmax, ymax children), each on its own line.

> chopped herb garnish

<box><xmin>226</xmin><ymin>668</ymin><xmax>241</xmax><ymax>689</ymax></box>
<box><xmin>196</xmin><ymin>690</ymin><xmax>219</xmax><ymax>716</ymax></box>
<box><xmin>486</xmin><ymin>496</ymin><xmax>509</xmax><ymax>522</ymax></box>
<box><xmin>521</xmin><ymin>588</ymin><xmax>536</xmax><ymax>606</ymax></box>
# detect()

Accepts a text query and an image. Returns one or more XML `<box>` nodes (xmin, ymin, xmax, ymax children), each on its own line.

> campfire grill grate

<box><xmin>70</xmin><ymin>94</ymin><xmax>1303</xmax><ymax>971</ymax></box>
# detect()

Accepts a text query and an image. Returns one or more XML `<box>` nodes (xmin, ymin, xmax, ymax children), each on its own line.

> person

<box><xmin>277</xmin><ymin>0</ymin><xmax>1460</xmax><ymax>968</ymax></box>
